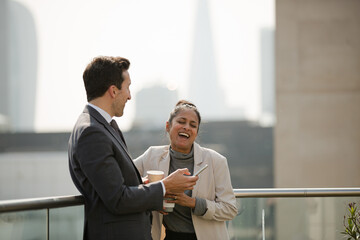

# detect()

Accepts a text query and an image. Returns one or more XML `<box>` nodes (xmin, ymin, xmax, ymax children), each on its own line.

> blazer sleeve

<box><xmin>201</xmin><ymin>154</ymin><xmax>238</xmax><ymax>221</ymax></box>
<box><xmin>77</xmin><ymin>127</ymin><xmax>163</xmax><ymax>215</ymax></box>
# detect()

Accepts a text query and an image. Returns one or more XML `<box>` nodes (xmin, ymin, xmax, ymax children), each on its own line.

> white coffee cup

<box><xmin>147</xmin><ymin>170</ymin><xmax>164</xmax><ymax>183</ymax></box>
<box><xmin>163</xmin><ymin>198</ymin><xmax>175</xmax><ymax>212</ymax></box>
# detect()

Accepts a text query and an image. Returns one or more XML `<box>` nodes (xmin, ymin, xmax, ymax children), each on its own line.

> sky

<box><xmin>14</xmin><ymin>0</ymin><xmax>275</xmax><ymax>132</ymax></box>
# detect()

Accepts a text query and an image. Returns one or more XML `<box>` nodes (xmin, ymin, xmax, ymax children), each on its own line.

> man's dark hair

<box><xmin>83</xmin><ymin>56</ymin><xmax>130</xmax><ymax>102</ymax></box>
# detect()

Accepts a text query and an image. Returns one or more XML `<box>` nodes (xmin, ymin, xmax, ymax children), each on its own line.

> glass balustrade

<box><xmin>0</xmin><ymin>206</ymin><xmax>83</xmax><ymax>240</ymax></box>
<box><xmin>0</xmin><ymin>210</ymin><xmax>47</xmax><ymax>240</ymax></box>
<box><xmin>1</xmin><ymin>189</ymin><xmax>359</xmax><ymax>240</ymax></box>
<box><xmin>49</xmin><ymin>206</ymin><xmax>83</xmax><ymax>240</ymax></box>
<box><xmin>228</xmin><ymin>196</ymin><xmax>360</xmax><ymax>240</ymax></box>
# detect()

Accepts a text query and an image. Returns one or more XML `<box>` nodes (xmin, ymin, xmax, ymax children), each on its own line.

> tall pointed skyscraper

<box><xmin>260</xmin><ymin>28</ymin><xmax>275</xmax><ymax>126</ymax></box>
<box><xmin>188</xmin><ymin>0</ymin><xmax>226</xmax><ymax>120</ymax></box>
<box><xmin>8</xmin><ymin>1</ymin><xmax>38</xmax><ymax>131</ymax></box>
<box><xmin>0</xmin><ymin>0</ymin><xmax>9</xmax><ymax>131</ymax></box>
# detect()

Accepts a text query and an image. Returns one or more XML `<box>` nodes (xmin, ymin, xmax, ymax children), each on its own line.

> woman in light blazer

<box><xmin>134</xmin><ymin>100</ymin><xmax>237</xmax><ymax>240</ymax></box>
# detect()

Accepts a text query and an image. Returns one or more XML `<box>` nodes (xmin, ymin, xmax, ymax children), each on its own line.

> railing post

<box><xmin>46</xmin><ymin>208</ymin><xmax>49</xmax><ymax>240</ymax></box>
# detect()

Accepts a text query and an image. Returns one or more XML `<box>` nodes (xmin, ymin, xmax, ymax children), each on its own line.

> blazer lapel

<box><xmin>85</xmin><ymin>106</ymin><xmax>143</xmax><ymax>182</ymax></box>
<box><xmin>158</xmin><ymin>150</ymin><xmax>171</xmax><ymax>177</ymax></box>
<box><xmin>86</xmin><ymin>106</ymin><xmax>132</xmax><ymax>158</ymax></box>
<box><xmin>105</xmin><ymin>122</ymin><xmax>132</xmax><ymax>157</ymax></box>
<box><xmin>158</xmin><ymin>144</ymin><xmax>204</xmax><ymax>197</ymax></box>
<box><xmin>192</xmin><ymin>142</ymin><xmax>204</xmax><ymax>198</ymax></box>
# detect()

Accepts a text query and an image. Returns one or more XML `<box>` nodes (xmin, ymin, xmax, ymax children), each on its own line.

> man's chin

<box><xmin>115</xmin><ymin>112</ymin><xmax>124</xmax><ymax>118</ymax></box>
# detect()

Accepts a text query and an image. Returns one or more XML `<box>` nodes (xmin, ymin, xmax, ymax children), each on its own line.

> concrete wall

<box><xmin>275</xmin><ymin>0</ymin><xmax>360</xmax><ymax>188</ymax></box>
<box><xmin>275</xmin><ymin>1</ymin><xmax>360</xmax><ymax>239</ymax></box>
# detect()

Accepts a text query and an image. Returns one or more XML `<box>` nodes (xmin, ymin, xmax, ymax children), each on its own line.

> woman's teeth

<box><xmin>179</xmin><ymin>133</ymin><xmax>190</xmax><ymax>138</ymax></box>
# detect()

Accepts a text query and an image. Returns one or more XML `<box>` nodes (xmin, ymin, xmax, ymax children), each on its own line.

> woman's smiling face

<box><xmin>166</xmin><ymin>109</ymin><xmax>199</xmax><ymax>154</ymax></box>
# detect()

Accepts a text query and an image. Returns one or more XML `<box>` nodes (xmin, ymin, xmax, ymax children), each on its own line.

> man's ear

<box><xmin>108</xmin><ymin>85</ymin><xmax>117</xmax><ymax>98</ymax></box>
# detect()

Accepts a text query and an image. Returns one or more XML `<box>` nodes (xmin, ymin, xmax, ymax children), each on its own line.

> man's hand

<box><xmin>162</xmin><ymin>168</ymin><xmax>198</xmax><ymax>194</ymax></box>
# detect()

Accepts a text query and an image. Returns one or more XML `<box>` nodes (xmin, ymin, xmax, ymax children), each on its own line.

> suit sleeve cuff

<box><xmin>160</xmin><ymin>180</ymin><xmax>166</xmax><ymax>196</ymax></box>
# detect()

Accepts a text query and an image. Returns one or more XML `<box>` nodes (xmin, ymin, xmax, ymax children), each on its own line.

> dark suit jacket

<box><xmin>69</xmin><ymin>105</ymin><xmax>163</xmax><ymax>240</ymax></box>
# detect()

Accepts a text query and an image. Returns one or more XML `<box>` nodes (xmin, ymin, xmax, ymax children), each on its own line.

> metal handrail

<box><xmin>0</xmin><ymin>195</ymin><xmax>84</xmax><ymax>213</ymax></box>
<box><xmin>234</xmin><ymin>187</ymin><xmax>360</xmax><ymax>198</ymax></box>
<box><xmin>1</xmin><ymin>188</ymin><xmax>360</xmax><ymax>213</ymax></box>
<box><xmin>0</xmin><ymin>195</ymin><xmax>84</xmax><ymax>240</ymax></box>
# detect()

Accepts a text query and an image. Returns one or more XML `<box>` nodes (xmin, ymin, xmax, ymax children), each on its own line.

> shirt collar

<box><xmin>87</xmin><ymin>103</ymin><xmax>112</xmax><ymax>124</ymax></box>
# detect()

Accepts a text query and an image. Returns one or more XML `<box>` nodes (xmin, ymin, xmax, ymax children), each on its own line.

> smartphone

<box><xmin>193</xmin><ymin>164</ymin><xmax>208</xmax><ymax>176</ymax></box>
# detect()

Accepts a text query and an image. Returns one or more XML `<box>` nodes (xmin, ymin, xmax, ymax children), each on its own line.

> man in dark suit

<box><xmin>68</xmin><ymin>56</ymin><xmax>198</xmax><ymax>240</ymax></box>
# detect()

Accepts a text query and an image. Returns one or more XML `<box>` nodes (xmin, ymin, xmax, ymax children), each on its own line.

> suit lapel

<box><xmin>85</xmin><ymin>106</ymin><xmax>142</xmax><ymax>182</ymax></box>
<box><xmin>86</xmin><ymin>106</ymin><xmax>132</xmax><ymax>158</ymax></box>
<box><xmin>105</xmin><ymin>123</ymin><xmax>131</xmax><ymax>157</ymax></box>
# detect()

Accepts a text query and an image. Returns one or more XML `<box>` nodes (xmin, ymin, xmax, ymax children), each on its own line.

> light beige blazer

<box><xmin>134</xmin><ymin>142</ymin><xmax>238</xmax><ymax>240</ymax></box>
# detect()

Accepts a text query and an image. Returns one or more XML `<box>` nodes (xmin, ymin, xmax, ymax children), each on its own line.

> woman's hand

<box><xmin>166</xmin><ymin>192</ymin><xmax>196</xmax><ymax>209</ymax></box>
<box><xmin>159</xmin><ymin>210</ymin><xmax>169</xmax><ymax>215</ymax></box>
